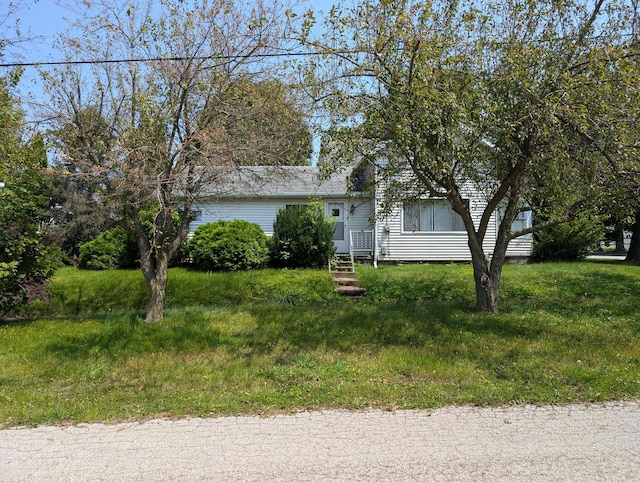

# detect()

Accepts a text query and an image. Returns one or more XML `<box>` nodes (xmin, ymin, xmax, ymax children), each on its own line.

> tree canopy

<box><xmin>205</xmin><ymin>78</ymin><xmax>313</xmax><ymax>166</ymax></box>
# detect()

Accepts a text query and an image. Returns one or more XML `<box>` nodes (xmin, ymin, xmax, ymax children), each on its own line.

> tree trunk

<box><xmin>144</xmin><ymin>258</ymin><xmax>168</xmax><ymax>322</ymax></box>
<box><xmin>137</xmin><ymin>244</ymin><xmax>170</xmax><ymax>323</ymax></box>
<box><xmin>468</xmin><ymin>235</ymin><xmax>501</xmax><ymax>314</ymax></box>
<box><xmin>472</xmin><ymin>259</ymin><xmax>499</xmax><ymax>313</ymax></box>
<box><xmin>127</xmin><ymin>202</ymin><xmax>190</xmax><ymax>323</ymax></box>
<box><xmin>614</xmin><ymin>226</ymin><xmax>627</xmax><ymax>254</ymax></box>
<box><xmin>625</xmin><ymin>210</ymin><xmax>640</xmax><ymax>262</ymax></box>
<box><xmin>467</xmin><ymin>213</ymin><xmax>512</xmax><ymax>314</ymax></box>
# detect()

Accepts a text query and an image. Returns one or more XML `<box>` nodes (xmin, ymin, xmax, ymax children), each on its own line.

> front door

<box><xmin>328</xmin><ymin>202</ymin><xmax>348</xmax><ymax>253</ymax></box>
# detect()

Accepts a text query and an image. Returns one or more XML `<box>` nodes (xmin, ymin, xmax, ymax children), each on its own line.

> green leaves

<box><xmin>271</xmin><ymin>201</ymin><xmax>336</xmax><ymax>269</ymax></box>
<box><xmin>188</xmin><ymin>220</ymin><xmax>270</xmax><ymax>272</ymax></box>
<box><xmin>207</xmin><ymin>78</ymin><xmax>312</xmax><ymax>167</ymax></box>
<box><xmin>0</xmin><ymin>80</ymin><xmax>60</xmax><ymax>316</ymax></box>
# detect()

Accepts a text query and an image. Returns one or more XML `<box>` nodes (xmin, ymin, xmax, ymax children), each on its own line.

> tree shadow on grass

<box><xmin>40</xmin><ymin>311</ymin><xmax>224</xmax><ymax>359</ymax></box>
<box><xmin>37</xmin><ymin>262</ymin><xmax>640</xmax><ymax>363</ymax></box>
<box><xmin>242</xmin><ymin>300</ymin><xmax>548</xmax><ymax>355</ymax></box>
<box><xmin>37</xmin><ymin>299</ymin><xmax>518</xmax><ymax>361</ymax></box>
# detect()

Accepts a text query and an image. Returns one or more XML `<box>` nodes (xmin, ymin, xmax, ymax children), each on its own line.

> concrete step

<box><xmin>334</xmin><ymin>267</ymin><xmax>353</xmax><ymax>272</ymax></box>
<box><xmin>331</xmin><ymin>266</ymin><xmax>355</xmax><ymax>273</ymax></box>
<box><xmin>334</xmin><ymin>277</ymin><xmax>360</xmax><ymax>286</ymax></box>
<box><xmin>334</xmin><ymin>285</ymin><xmax>367</xmax><ymax>297</ymax></box>
<box><xmin>332</xmin><ymin>274</ymin><xmax>356</xmax><ymax>279</ymax></box>
<box><xmin>330</xmin><ymin>255</ymin><xmax>365</xmax><ymax>298</ymax></box>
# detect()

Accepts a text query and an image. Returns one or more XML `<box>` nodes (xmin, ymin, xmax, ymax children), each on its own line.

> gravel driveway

<box><xmin>2</xmin><ymin>401</ymin><xmax>639</xmax><ymax>481</ymax></box>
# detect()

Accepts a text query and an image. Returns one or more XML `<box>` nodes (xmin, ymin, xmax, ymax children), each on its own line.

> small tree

<box><xmin>271</xmin><ymin>201</ymin><xmax>336</xmax><ymax>269</ymax></box>
<box><xmin>531</xmin><ymin>213</ymin><xmax>605</xmax><ymax>262</ymax></box>
<box><xmin>46</xmin><ymin>107</ymin><xmax>117</xmax><ymax>260</ymax></box>
<box><xmin>189</xmin><ymin>220</ymin><xmax>270</xmax><ymax>271</ymax></box>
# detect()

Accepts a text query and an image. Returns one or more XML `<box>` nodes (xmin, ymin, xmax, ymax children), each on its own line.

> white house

<box><xmin>189</xmin><ymin>164</ymin><xmax>533</xmax><ymax>264</ymax></box>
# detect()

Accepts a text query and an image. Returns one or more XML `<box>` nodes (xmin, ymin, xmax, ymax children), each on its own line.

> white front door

<box><xmin>328</xmin><ymin>202</ymin><xmax>348</xmax><ymax>253</ymax></box>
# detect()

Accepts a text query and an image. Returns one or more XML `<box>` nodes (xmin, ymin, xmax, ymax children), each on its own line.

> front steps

<box><xmin>330</xmin><ymin>254</ymin><xmax>366</xmax><ymax>298</ymax></box>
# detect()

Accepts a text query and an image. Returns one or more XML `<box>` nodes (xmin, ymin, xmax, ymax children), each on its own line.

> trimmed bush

<box><xmin>78</xmin><ymin>227</ymin><xmax>138</xmax><ymax>270</ymax></box>
<box><xmin>531</xmin><ymin>215</ymin><xmax>604</xmax><ymax>262</ymax></box>
<box><xmin>189</xmin><ymin>220</ymin><xmax>269</xmax><ymax>271</ymax></box>
<box><xmin>270</xmin><ymin>201</ymin><xmax>336</xmax><ymax>269</ymax></box>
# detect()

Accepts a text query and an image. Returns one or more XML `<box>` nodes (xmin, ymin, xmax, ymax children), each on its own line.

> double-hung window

<box><xmin>403</xmin><ymin>199</ymin><xmax>466</xmax><ymax>232</ymax></box>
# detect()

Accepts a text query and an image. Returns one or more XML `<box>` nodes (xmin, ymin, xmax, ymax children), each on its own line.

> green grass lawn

<box><xmin>1</xmin><ymin>261</ymin><xmax>639</xmax><ymax>426</ymax></box>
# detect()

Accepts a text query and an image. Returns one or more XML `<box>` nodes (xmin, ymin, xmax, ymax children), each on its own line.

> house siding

<box><xmin>505</xmin><ymin>235</ymin><xmax>533</xmax><ymax>258</ymax></box>
<box><xmin>190</xmin><ymin>196</ymin><xmax>372</xmax><ymax>240</ymax></box>
<box><xmin>344</xmin><ymin>199</ymin><xmax>373</xmax><ymax>233</ymax></box>
<box><xmin>191</xmin><ymin>200</ymin><xmax>283</xmax><ymax>235</ymax></box>
<box><xmin>189</xmin><ymin>164</ymin><xmax>532</xmax><ymax>262</ymax></box>
<box><xmin>373</xmin><ymin>182</ymin><xmax>532</xmax><ymax>262</ymax></box>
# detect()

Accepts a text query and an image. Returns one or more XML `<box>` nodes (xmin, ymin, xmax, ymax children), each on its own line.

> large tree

<box><xmin>1</xmin><ymin>3</ymin><xmax>60</xmax><ymax>316</ymax></box>
<box><xmin>43</xmin><ymin>0</ymin><xmax>302</xmax><ymax>321</ymax></box>
<box><xmin>303</xmin><ymin>0</ymin><xmax>638</xmax><ymax>313</ymax></box>
<box><xmin>46</xmin><ymin>78</ymin><xmax>312</xmax><ymax>261</ymax></box>
<box><xmin>587</xmin><ymin>13</ymin><xmax>640</xmax><ymax>261</ymax></box>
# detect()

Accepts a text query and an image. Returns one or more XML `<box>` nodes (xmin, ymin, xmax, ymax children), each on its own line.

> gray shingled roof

<box><xmin>199</xmin><ymin>165</ymin><xmax>351</xmax><ymax>198</ymax></box>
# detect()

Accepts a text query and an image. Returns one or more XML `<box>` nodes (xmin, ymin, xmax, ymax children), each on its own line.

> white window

<box><xmin>511</xmin><ymin>210</ymin><xmax>532</xmax><ymax>233</ymax></box>
<box><xmin>403</xmin><ymin>199</ymin><xmax>466</xmax><ymax>232</ymax></box>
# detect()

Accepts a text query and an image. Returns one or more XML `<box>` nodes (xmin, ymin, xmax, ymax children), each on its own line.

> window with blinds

<box><xmin>403</xmin><ymin>199</ymin><xmax>466</xmax><ymax>232</ymax></box>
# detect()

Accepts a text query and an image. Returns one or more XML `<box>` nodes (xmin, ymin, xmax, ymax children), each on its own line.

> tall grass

<box><xmin>41</xmin><ymin>267</ymin><xmax>337</xmax><ymax>316</ymax></box>
<box><xmin>1</xmin><ymin>261</ymin><xmax>639</xmax><ymax>426</ymax></box>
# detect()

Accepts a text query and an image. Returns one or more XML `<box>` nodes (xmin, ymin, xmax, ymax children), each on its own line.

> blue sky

<box><xmin>5</xmin><ymin>0</ymin><xmax>339</xmax><ymax>122</ymax></box>
<box><xmin>11</xmin><ymin>0</ymin><xmax>337</xmax><ymax>64</ymax></box>
<box><xmin>4</xmin><ymin>0</ymin><xmax>341</xmax><ymax>162</ymax></box>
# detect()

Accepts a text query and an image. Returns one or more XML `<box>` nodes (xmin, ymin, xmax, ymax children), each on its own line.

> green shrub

<box><xmin>0</xmin><ymin>120</ymin><xmax>62</xmax><ymax>316</ymax></box>
<box><xmin>189</xmin><ymin>220</ymin><xmax>269</xmax><ymax>271</ymax></box>
<box><xmin>79</xmin><ymin>227</ymin><xmax>139</xmax><ymax>270</ymax></box>
<box><xmin>531</xmin><ymin>215</ymin><xmax>604</xmax><ymax>262</ymax></box>
<box><xmin>270</xmin><ymin>201</ymin><xmax>336</xmax><ymax>269</ymax></box>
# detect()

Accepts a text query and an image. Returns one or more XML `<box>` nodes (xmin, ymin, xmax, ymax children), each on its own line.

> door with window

<box><xmin>328</xmin><ymin>203</ymin><xmax>347</xmax><ymax>253</ymax></box>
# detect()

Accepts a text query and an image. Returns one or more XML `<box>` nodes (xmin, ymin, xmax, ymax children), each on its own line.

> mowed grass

<box><xmin>1</xmin><ymin>261</ymin><xmax>639</xmax><ymax>426</ymax></box>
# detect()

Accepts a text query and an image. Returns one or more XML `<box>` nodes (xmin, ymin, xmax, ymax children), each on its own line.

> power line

<box><xmin>1</xmin><ymin>32</ymin><xmax>636</xmax><ymax>69</ymax></box>
<box><xmin>0</xmin><ymin>50</ymin><xmax>347</xmax><ymax>69</ymax></box>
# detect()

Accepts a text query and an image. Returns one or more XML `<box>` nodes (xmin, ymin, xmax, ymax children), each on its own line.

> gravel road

<box><xmin>2</xmin><ymin>401</ymin><xmax>639</xmax><ymax>481</ymax></box>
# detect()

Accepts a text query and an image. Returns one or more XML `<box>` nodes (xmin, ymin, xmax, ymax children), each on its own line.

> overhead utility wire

<box><xmin>0</xmin><ymin>49</ymin><xmax>354</xmax><ymax>69</ymax></box>
<box><xmin>1</xmin><ymin>32</ymin><xmax>636</xmax><ymax>69</ymax></box>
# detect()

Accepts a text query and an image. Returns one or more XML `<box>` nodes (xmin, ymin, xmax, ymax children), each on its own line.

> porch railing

<box><xmin>349</xmin><ymin>230</ymin><xmax>374</xmax><ymax>263</ymax></box>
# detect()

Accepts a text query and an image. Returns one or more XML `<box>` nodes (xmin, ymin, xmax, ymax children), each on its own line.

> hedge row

<box><xmin>78</xmin><ymin>203</ymin><xmax>336</xmax><ymax>271</ymax></box>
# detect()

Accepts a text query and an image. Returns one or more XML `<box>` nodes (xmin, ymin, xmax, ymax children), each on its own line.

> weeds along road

<box><xmin>2</xmin><ymin>402</ymin><xmax>639</xmax><ymax>481</ymax></box>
